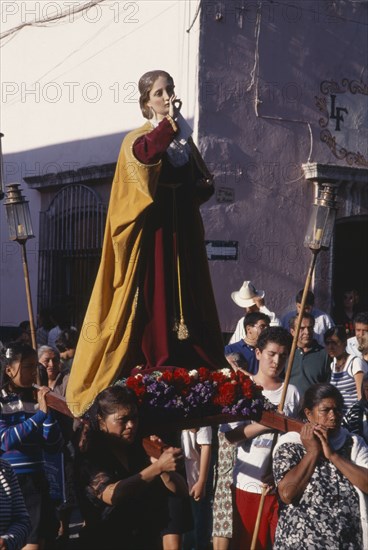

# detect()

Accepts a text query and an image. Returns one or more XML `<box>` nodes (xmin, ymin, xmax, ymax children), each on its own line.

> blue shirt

<box><xmin>0</xmin><ymin>459</ymin><xmax>31</xmax><ymax>550</ymax></box>
<box><xmin>0</xmin><ymin>390</ymin><xmax>63</xmax><ymax>475</ymax></box>
<box><xmin>224</xmin><ymin>340</ymin><xmax>258</xmax><ymax>374</ymax></box>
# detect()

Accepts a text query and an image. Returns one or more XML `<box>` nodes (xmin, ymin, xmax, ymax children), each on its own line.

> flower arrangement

<box><xmin>123</xmin><ymin>367</ymin><xmax>266</xmax><ymax>421</ymax></box>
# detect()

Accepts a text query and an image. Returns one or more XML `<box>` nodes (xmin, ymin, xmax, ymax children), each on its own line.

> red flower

<box><xmin>241</xmin><ymin>378</ymin><xmax>255</xmax><ymax>399</ymax></box>
<box><xmin>214</xmin><ymin>381</ymin><xmax>237</xmax><ymax>406</ymax></box>
<box><xmin>198</xmin><ymin>367</ymin><xmax>211</xmax><ymax>382</ymax></box>
<box><xmin>161</xmin><ymin>371</ymin><xmax>173</xmax><ymax>383</ymax></box>
<box><xmin>125</xmin><ymin>375</ymin><xmax>146</xmax><ymax>402</ymax></box>
<box><xmin>211</xmin><ymin>371</ymin><xmax>226</xmax><ymax>384</ymax></box>
<box><xmin>173</xmin><ymin>369</ymin><xmax>191</xmax><ymax>386</ymax></box>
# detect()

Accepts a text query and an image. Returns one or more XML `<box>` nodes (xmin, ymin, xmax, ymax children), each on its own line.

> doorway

<box><xmin>332</xmin><ymin>215</ymin><xmax>368</xmax><ymax>317</ymax></box>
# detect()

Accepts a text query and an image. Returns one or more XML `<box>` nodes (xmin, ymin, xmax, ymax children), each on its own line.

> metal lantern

<box><xmin>4</xmin><ymin>183</ymin><xmax>35</xmax><ymax>242</ymax></box>
<box><xmin>304</xmin><ymin>183</ymin><xmax>338</xmax><ymax>252</ymax></box>
<box><xmin>280</xmin><ymin>181</ymin><xmax>338</xmax><ymax>418</ymax></box>
<box><xmin>3</xmin><ymin>183</ymin><xmax>37</xmax><ymax>350</ymax></box>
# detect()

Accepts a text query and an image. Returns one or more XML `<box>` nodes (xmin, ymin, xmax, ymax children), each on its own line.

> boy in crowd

<box><xmin>346</xmin><ymin>311</ymin><xmax>368</xmax><ymax>361</ymax></box>
<box><xmin>226</xmin><ymin>327</ymin><xmax>300</xmax><ymax>550</ymax></box>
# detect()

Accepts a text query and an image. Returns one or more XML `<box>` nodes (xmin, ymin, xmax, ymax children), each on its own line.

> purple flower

<box><xmin>126</xmin><ymin>368</ymin><xmax>265</xmax><ymax>421</ymax></box>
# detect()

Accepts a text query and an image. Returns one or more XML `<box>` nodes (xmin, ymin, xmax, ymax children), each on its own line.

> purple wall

<box><xmin>197</xmin><ymin>0</ymin><xmax>368</xmax><ymax>332</ymax></box>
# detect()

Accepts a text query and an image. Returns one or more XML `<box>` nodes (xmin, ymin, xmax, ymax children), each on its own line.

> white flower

<box><xmin>189</xmin><ymin>370</ymin><xmax>199</xmax><ymax>379</ymax></box>
<box><xmin>221</xmin><ymin>368</ymin><xmax>232</xmax><ymax>377</ymax></box>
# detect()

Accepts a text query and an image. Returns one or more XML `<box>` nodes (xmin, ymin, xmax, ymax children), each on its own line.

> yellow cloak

<box><xmin>66</xmin><ymin>122</ymin><xmax>162</xmax><ymax>416</ymax></box>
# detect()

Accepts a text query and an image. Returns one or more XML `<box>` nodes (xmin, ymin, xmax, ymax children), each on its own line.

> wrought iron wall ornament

<box><xmin>314</xmin><ymin>78</ymin><xmax>368</xmax><ymax>168</ymax></box>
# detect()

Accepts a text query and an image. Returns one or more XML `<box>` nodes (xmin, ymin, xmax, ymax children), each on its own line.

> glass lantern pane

<box><xmin>304</xmin><ymin>203</ymin><xmax>336</xmax><ymax>251</ymax></box>
<box><xmin>320</xmin><ymin>208</ymin><xmax>336</xmax><ymax>249</ymax></box>
<box><xmin>5</xmin><ymin>201</ymin><xmax>34</xmax><ymax>241</ymax></box>
<box><xmin>14</xmin><ymin>204</ymin><xmax>29</xmax><ymax>239</ymax></box>
<box><xmin>21</xmin><ymin>203</ymin><xmax>34</xmax><ymax>238</ymax></box>
<box><xmin>5</xmin><ymin>205</ymin><xmax>18</xmax><ymax>240</ymax></box>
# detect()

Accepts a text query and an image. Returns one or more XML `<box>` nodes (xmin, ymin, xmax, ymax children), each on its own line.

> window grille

<box><xmin>38</xmin><ymin>184</ymin><xmax>106</xmax><ymax>329</ymax></box>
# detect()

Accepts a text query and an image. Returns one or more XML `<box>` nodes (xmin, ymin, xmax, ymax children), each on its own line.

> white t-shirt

<box><xmin>181</xmin><ymin>426</ymin><xmax>212</xmax><ymax>491</ymax></box>
<box><xmin>346</xmin><ymin>336</ymin><xmax>364</xmax><ymax>359</ymax></box>
<box><xmin>232</xmin><ymin>383</ymin><xmax>300</xmax><ymax>493</ymax></box>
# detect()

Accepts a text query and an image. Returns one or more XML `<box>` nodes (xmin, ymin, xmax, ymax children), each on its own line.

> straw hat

<box><xmin>231</xmin><ymin>281</ymin><xmax>265</xmax><ymax>308</ymax></box>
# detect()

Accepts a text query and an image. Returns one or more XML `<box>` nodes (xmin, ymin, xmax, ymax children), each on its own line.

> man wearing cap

<box><xmin>229</xmin><ymin>281</ymin><xmax>280</xmax><ymax>344</ymax></box>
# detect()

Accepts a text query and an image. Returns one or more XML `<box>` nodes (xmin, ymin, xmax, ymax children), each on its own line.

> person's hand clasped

<box><xmin>37</xmin><ymin>385</ymin><xmax>51</xmax><ymax>413</ymax></box>
<box><xmin>156</xmin><ymin>446</ymin><xmax>183</xmax><ymax>473</ymax></box>
<box><xmin>300</xmin><ymin>423</ymin><xmax>322</xmax><ymax>455</ymax></box>
<box><xmin>312</xmin><ymin>425</ymin><xmax>335</xmax><ymax>460</ymax></box>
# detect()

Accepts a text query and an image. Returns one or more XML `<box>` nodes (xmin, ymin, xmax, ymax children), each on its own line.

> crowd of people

<box><xmin>1</xmin><ymin>68</ymin><xmax>368</xmax><ymax>549</ymax></box>
<box><xmin>1</xmin><ymin>293</ymin><xmax>367</xmax><ymax>550</ymax></box>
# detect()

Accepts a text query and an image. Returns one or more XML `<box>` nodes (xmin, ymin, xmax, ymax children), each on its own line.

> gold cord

<box><xmin>172</xmin><ymin>188</ymin><xmax>189</xmax><ymax>340</ymax></box>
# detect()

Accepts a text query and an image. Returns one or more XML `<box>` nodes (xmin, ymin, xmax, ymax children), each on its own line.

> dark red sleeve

<box><xmin>133</xmin><ymin>117</ymin><xmax>178</xmax><ymax>164</ymax></box>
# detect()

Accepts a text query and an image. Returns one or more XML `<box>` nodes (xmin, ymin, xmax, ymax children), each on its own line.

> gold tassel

<box><xmin>177</xmin><ymin>317</ymin><xmax>189</xmax><ymax>341</ymax></box>
<box><xmin>172</xmin><ymin>188</ymin><xmax>189</xmax><ymax>341</ymax></box>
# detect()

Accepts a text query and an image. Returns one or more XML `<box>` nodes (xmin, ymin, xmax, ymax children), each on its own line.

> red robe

<box><xmin>130</xmin><ymin>117</ymin><xmax>227</xmax><ymax>371</ymax></box>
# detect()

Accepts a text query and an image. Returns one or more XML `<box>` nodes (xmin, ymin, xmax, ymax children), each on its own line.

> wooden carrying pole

<box><xmin>278</xmin><ymin>251</ymin><xmax>318</xmax><ymax>412</ymax></box>
<box><xmin>41</xmin><ymin>390</ymin><xmax>304</xmax><ymax>462</ymax></box>
<box><xmin>41</xmin><ymin>388</ymin><xmax>305</xmax><ymax>433</ymax></box>
<box><xmin>250</xmin><ymin>250</ymin><xmax>319</xmax><ymax>550</ymax></box>
<box><xmin>20</xmin><ymin>242</ymin><xmax>37</xmax><ymax>350</ymax></box>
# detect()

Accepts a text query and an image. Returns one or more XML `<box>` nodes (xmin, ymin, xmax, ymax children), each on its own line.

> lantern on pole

<box><xmin>279</xmin><ymin>182</ymin><xmax>338</xmax><ymax>414</ymax></box>
<box><xmin>304</xmin><ymin>183</ymin><xmax>338</xmax><ymax>252</ymax></box>
<box><xmin>250</xmin><ymin>182</ymin><xmax>338</xmax><ymax>550</ymax></box>
<box><xmin>4</xmin><ymin>183</ymin><xmax>37</xmax><ymax>349</ymax></box>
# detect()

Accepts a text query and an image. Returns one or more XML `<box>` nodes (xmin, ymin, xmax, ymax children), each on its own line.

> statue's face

<box><xmin>147</xmin><ymin>75</ymin><xmax>175</xmax><ymax>121</ymax></box>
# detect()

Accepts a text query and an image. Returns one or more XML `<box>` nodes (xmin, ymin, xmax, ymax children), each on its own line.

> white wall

<box><xmin>0</xmin><ymin>0</ymin><xmax>200</xmax><ymax>325</ymax></box>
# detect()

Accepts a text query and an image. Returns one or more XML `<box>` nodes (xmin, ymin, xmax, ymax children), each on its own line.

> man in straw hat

<box><xmin>229</xmin><ymin>281</ymin><xmax>280</xmax><ymax>344</ymax></box>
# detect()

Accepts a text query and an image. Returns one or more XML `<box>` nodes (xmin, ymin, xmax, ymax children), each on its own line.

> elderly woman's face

<box><xmin>39</xmin><ymin>350</ymin><xmax>60</xmax><ymax>380</ymax></box>
<box><xmin>147</xmin><ymin>75</ymin><xmax>175</xmax><ymax>120</ymax></box>
<box><xmin>305</xmin><ymin>397</ymin><xmax>342</xmax><ymax>432</ymax></box>
<box><xmin>98</xmin><ymin>405</ymin><xmax>138</xmax><ymax>445</ymax></box>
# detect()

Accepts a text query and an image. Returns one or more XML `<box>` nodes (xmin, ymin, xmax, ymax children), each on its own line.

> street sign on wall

<box><xmin>205</xmin><ymin>240</ymin><xmax>238</xmax><ymax>260</ymax></box>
